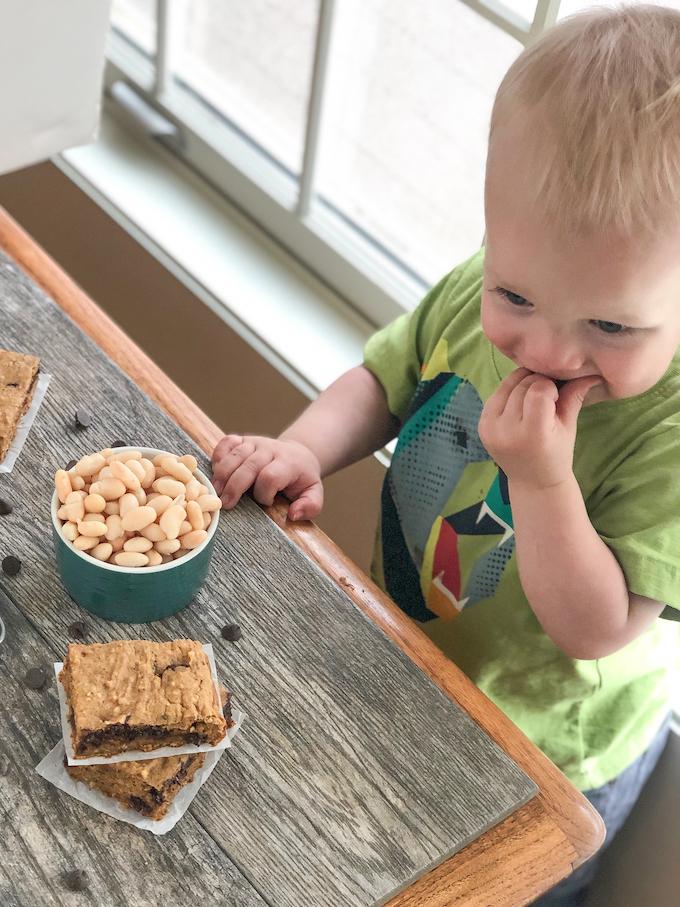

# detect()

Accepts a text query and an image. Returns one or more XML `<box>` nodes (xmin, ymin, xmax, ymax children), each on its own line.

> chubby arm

<box><xmin>509</xmin><ymin>475</ymin><xmax>664</xmax><ymax>659</ymax></box>
<box><xmin>479</xmin><ymin>368</ymin><xmax>664</xmax><ymax>659</ymax></box>
<box><xmin>212</xmin><ymin>365</ymin><xmax>399</xmax><ymax>520</ymax></box>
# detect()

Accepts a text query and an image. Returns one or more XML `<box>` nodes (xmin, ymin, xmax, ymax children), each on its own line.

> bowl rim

<box><xmin>51</xmin><ymin>446</ymin><xmax>219</xmax><ymax>574</ymax></box>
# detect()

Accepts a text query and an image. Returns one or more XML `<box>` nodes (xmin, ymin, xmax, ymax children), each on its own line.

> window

<box><xmin>105</xmin><ymin>1</ymin><xmax>680</xmax><ymax>325</ymax></box>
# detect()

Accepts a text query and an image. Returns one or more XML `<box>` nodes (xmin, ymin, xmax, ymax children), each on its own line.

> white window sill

<box><xmin>57</xmin><ymin>106</ymin><xmax>376</xmax><ymax>401</ymax></box>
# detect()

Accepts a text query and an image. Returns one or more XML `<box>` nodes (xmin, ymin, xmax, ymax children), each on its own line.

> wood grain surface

<box><xmin>0</xmin><ymin>249</ymin><xmax>538</xmax><ymax>906</ymax></box>
<box><xmin>0</xmin><ymin>205</ymin><xmax>605</xmax><ymax>907</ymax></box>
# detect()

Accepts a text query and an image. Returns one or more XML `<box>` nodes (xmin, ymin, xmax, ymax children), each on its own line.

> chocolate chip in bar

<box><xmin>65</xmin><ymin>459</ymin><xmax>77</xmax><ymax>471</ymax></box>
<box><xmin>2</xmin><ymin>555</ymin><xmax>21</xmax><ymax>576</ymax></box>
<box><xmin>111</xmin><ymin>440</ymin><xmax>127</xmax><ymax>448</ymax></box>
<box><xmin>0</xmin><ymin>499</ymin><xmax>12</xmax><ymax>515</ymax></box>
<box><xmin>24</xmin><ymin>666</ymin><xmax>47</xmax><ymax>690</ymax></box>
<box><xmin>64</xmin><ymin>869</ymin><xmax>89</xmax><ymax>892</ymax></box>
<box><xmin>220</xmin><ymin>623</ymin><xmax>242</xmax><ymax>642</ymax></box>
<box><xmin>68</xmin><ymin>620</ymin><xmax>88</xmax><ymax>640</ymax></box>
<box><xmin>74</xmin><ymin>408</ymin><xmax>92</xmax><ymax>429</ymax></box>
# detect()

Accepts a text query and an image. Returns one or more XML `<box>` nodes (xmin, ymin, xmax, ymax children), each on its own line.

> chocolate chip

<box><xmin>74</xmin><ymin>408</ymin><xmax>92</xmax><ymax>429</ymax></box>
<box><xmin>65</xmin><ymin>459</ymin><xmax>77</xmax><ymax>471</ymax></box>
<box><xmin>24</xmin><ymin>667</ymin><xmax>46</xmax><ymax>690</ymax></box>
<box><xmin>220</xmin><ymin>623</ymin><xmax>242</xmax><ymax>642</ymax></box>
<box><xmin>2</xmin><ymin>555</ymin><xmax>21</xmax><ymax>576</ymax></box>
<box><xmin>111</xmin><ymin>440</ymin><xmax>127</xmax><ymax>448</ymax></box>
<box><xmin>64</xmin><ymin>869</ymin><xmax>89</xmax><ymax>892</ymax></box>
<box><xmin>0</xmin><ymin>499</ymin><xmax>12</xmax><ymax>515</ymax></box>
<box><xmin>0</xmin><ymin>754</ymin><xmax>9</xmax><ymax>776</ymax></box>
<box><xmin>68</xmin><ymin>620</ymin><xmax>88</xmax><ymax>639</ymax></box>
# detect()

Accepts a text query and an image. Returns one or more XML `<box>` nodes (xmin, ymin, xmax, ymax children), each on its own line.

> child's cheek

<box><xmin>481</xmin><ymin>297</ymin><xmax>512</xmax><ymax>356</ymax></box>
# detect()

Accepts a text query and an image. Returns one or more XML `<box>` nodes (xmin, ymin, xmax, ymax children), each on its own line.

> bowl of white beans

<box><xmin>50</xmin><ymin>446</ymin><xmax>222</xmax><ymax>622</ymax></box>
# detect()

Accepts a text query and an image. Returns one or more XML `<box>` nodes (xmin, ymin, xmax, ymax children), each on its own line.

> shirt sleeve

<box><xmin>588</xmin><ymin>426</ymin><xmax>680</xmax><ymax>617</ymax></box>
<box><xmin>363</xmin><ymin>252</ymin><xmax>482</xmax><ymax>421</ymax></box>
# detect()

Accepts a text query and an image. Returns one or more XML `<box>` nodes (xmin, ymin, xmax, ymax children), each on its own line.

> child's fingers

<box><xmin>521</xmin><ymin>378</ymin><xmax>559</xmax><ymax>428</ymax></box>
<box><xmin>252</xmin><ymin>459</ymin><xmax>299</xmax><ymax>508</ymax></box>
<box><xmin>556</xmin><ymin>376</ymin><xmax>602</xmax><ymax>427</ymax></box>
<box><xmin>212</xmin><ymin>439</ymin><xmax>256</xmax><ymax>496</ymax></box>
<box><xmin>503</xmin><ymin>373</ymin><xmax>552</xmax><ymax>422</ymax></box>
<box><xmin>484</xmin><ymin>368</ymin><xmax>533</xmax><ymax>417</ymax></box>
<box><xmin>212</xmin><ymin>434</ymin><xmax>244</xmax><ymax>465</ymax></box>
<box><xmin>287</xmin><ymin>482</ymin><xmax>324</xmax><ymax>521</ymax></box>
<box><xmin>220</xmin><ymin>448</ymin><xmax>275</xmax><ymax>508</ymax></box>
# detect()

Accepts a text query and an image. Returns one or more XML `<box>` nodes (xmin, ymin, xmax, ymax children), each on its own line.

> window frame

<box><xmin>106</xmin><ymin>0</ymin><xmax>561</xmax><ymax>326</ymax></box>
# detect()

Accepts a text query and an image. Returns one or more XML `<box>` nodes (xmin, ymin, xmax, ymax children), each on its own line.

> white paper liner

<box><xmin>0</xmin><ymin>372</ymin><xmax>51</xmax><ymax>473</ymax></box>
<box><xmin>56</xmin><ymin>643</ymin><xmax>244</xmax><ymax>765</ymax></box>
<box><xmin>35</xmin><ymin>737</ymin><xmax>227</xmax><ymax>835</ymax></box>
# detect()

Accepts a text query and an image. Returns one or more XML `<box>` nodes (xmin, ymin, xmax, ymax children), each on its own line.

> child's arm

<box><xmin>212</xmin><ymin>365</ymin><xmax>399</xmax><ymax>521</ymax></box>
<box><xmin>479</xmin><ymin>368</ymin><xmax>665</xmax><ymax>659</ymax></box>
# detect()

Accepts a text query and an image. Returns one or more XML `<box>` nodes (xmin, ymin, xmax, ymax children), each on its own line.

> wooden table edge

<box><xmin>0</xmin><ymin>205</ymin><xmax>605</xmax><ymax>905</ymax></box>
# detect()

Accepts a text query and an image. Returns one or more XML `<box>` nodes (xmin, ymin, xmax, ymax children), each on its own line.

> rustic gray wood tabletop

<box><xmin>0</xmin><ymin>250</ymin><xmax>536</xmax><ymax>907</ymax></box>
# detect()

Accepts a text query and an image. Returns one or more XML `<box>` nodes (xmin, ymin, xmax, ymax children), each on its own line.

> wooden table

<box><xmin>0</xmin><ymin>207</ymin><xmax>603</xmax><ymax>906</ymax></box>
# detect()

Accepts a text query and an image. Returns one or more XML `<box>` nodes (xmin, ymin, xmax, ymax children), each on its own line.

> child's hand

<box><xmin>211</xmin><ymin>434</ymin><xmax>323</xmax><ymax>520</ymax></box>
<box><xmin>478</xmin><ymin>368</ymin><xmax>602</xmax><ymax>489</ymax></box>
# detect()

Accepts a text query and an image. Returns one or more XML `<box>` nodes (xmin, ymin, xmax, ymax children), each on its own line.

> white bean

<box><xmin>121</xmin><ymin>506</ymin><xmax>157</xmax><ymax>532</ymax></box>
<box><xmin>71</xmin><ymin>475</ymin><xmax>86</xmax><ymax>491</ymax></box>
<box><xmin>148</xmin><ymin>494</ymin><xmax>173</xmax><ymax>517</ymax></box>
<box><xmin>74</xmin><ymin>453</ymin><xmax>106</xmax><ymax>477</ymax></box>
<box><xmin>146</xmin><ymin>549</ymin><xmax>163</xmax><ymax>566</ymax></box>
<box><xmin>105</xmin><ymin>514</ymin><xmax>124</xmax><ymax>542</ymax></box>
<box><xmin>90</xmin><ymin>478</ymin><xmax>126</xmax><ymax>501</ymax></box>
<box><xmin>77</xmin><ymin>520</ymin><xmax>107</xmax><ymax>538</ymax></box>
<box><xmin>91</xmin><ymin>542</ymin><xmax>113</xmax><ymax>561</ymax></box>
<box><xmin>186</xmin><ymin>500</ymin><xmax>204</xmax><ymax>531</ymax></box>
<box><xmin>140</xmin><ymin>522</ymin><xmax>166</xmax><ymax>542</ymax></box>
<box><xmin>178</xmin><ymin>455</ymin><xmax>198</xmax><ymax>473</ymax></box>
<box><xmin>152</xmin><ymin>477</ymin><xmax>185</xmax><ymax>498</ymax></box>
<box><xmin>197</xmin><ymin>495</ymin><xmax>222</xmax><ymax>512</ymax></box>
<box><xmin>110</xmin><ymin>449</ymin><xmax>143</xmax><ymax>463</ymax></box>
<box><xmin>124</xmin><ymin>537</ymin><xmax>153</xmax><ymax>553</ymax></box>
<box><xmin>159</xmin><ymin>456</ymin><xmax>193</xmax><ymax>483</ymax></box>
<box><xmin>61</xmin><ymin>521</ymin><xmax>78</xmax><ymax>541</ymax></box>
<box><xmin>110</xmin><ymin>459</ymin><xmax>141</xmax><ymax>492</ymax></box>
<box><xmin>154</xmin><ymin>538</ymin><xmax>181</xmax><ymax>555</ymax></box>
<box><xmin>74</xmin><ymin>535</ymin><xmax>98</xmax><ymax>551</ymax></box>
<box><xmin>104</xmin><ymin>501</ymin><xmax>119</xmax><ymax>515</ymax></box>
<box><xmin>57</xmin><ymin>505</ymin><xmax>69</xmax><ymax>520</ymax></box>
<box><xmin>139</xmin><ymin>458</ymin><xmax>156</xmax><ymax>489</ymax></box>
<box><xmin>84</xmin><ymin>493</ymin><xmax>106</xmax><ymax>514</ymax></box>
<box><xmin>119</xmin><ymin>493</ymin><xmax>139</xmax><ymax>518</ymax></box>
<box><xmin>159</xmin><ymin>504</ymin><xmax>186</xmax><ymax>541</ymax></box>
<box><xmin>55</xmin><ymin>470</ymin><xmax>72</xmax><ymax>504</ymax></box>
<box><xmin>65</xmin><ymin>500</ymin><xmax>85</xmax><ymax>523</ymax></box>
<box><xmin>185</xmin><ymin>479</ymin><xmax>203</xmax><ymax>501</ymax></box>
<box><xmin>134</xmin><ymin>487</ymin><xmax>147</xmax><ymax>505</ymax></box>
<box><xmin>203</xmin><ymin>512</ymin><xmax>212</xmax><ymax>530</ymax></box>
<box><xmin>179</xmin><ymin>529</ymin><xmax>208</xmax><ymax>550</ymax></box>
<box><xmin>66</xmin><ymin>490</ymin><xmax>87</xmax><ymax>503</ymax></box>
<box><xmin>114</xmin><ymin>551</ymin><xmax>149</xmax><ymax>567</ymax></box>
<box><xmin>153</xmin><ymin>453</ymin><xmax>177</xmax><ymax>466</ymax></box>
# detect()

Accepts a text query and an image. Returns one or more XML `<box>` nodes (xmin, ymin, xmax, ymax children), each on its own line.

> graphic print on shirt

<box><xmin>381</xmin><ymin>370</ymin><xmax>515</xmax><ymax>622</ymax></box>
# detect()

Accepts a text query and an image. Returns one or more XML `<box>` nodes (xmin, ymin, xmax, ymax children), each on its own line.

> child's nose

<box><xmin>522</xmin><ymin>329</ymin><xmax>584</xmax><ymax>376</ymax></box>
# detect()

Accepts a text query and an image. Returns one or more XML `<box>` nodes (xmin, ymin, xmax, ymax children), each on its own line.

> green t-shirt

<box><xmin>364</xmin><ymin>248</ymin><xmax>680</xmax><ymax>790</ymax></box>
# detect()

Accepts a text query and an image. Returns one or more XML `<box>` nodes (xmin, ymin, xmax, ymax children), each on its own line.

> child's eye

<box><xmin>591</xmin><ymin>319</ymin><xmax>630</xmax><ymax>335</ymax></box>
<box><xmin>496</xmin><ymin>287</ymin><xmax>529</xmax><ymax>307</ymax></box>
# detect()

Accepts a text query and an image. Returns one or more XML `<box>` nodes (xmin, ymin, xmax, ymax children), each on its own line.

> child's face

<box><xmin>482</xmin><ymin>137</ymin><xmax>680</xmax><ymax>405</ymax></box>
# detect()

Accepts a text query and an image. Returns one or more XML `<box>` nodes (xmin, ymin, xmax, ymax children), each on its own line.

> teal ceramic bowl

<box><xmin>51</xmin><ymin>446</ymin><xmax>220</xmax><ymax>623</ymax></box>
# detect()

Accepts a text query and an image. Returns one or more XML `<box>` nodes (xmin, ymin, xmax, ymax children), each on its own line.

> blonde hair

<box><xmin>488</xmin><ymin>4</ymin><xmax>680</xmax><ymax>238</ymax></box>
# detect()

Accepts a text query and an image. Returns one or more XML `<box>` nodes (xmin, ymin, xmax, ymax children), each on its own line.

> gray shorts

<box><xmin>532</xmin><ymin>714</ymin><xmax>672</xmax><ymax>906</ymax></box>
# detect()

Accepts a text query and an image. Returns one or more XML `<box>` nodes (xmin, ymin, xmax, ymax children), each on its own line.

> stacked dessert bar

<box><xmin>0</xmin><ymin>348</ymin><xmax>40</xmax><ymax>461</ymax></box>
<box><xmin>59</xmin><ymin>639</ymin><xmax>232</xmax><ymax>819</ymax></box>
